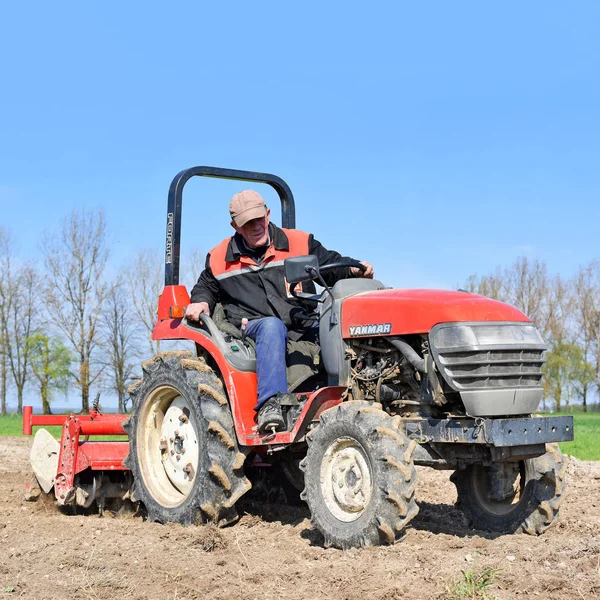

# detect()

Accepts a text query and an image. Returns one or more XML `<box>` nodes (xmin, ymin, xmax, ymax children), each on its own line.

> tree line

<box><xmin>464</xmin><ymin>257</ymin><xmax>600</xmax><ymax>412</ymax></box>
<box><xmin>0</xmin><ymin>210</ymin><xmax>168</xmax><ymax>415</ymax></box>
<box><xmin>1</xmin><ymin>210</ymin><xmax>598</xmax><ymax>414</ymax></box>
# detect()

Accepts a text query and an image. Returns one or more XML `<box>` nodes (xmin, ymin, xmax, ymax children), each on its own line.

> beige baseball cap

<box><xmin>229</xmin><ymin>190</ymin><xmax>268</xmax><ymax>227</ymax></box>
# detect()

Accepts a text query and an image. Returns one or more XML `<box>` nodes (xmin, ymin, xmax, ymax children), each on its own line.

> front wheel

<box><xmin>451</xmin><ymin>443</ymin><xmax>567</xmax><ymax>534</ymax></box>
<box><xmin>300</xmin><ymin>401</ymin><xmax>419</xmax><ymax>549</ymax></box>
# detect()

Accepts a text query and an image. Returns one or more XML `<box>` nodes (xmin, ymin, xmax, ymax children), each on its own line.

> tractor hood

<box><xmin>340</xmin><ymin>289</ymin><xmax>530</xmax><ymax>338</ymax></box>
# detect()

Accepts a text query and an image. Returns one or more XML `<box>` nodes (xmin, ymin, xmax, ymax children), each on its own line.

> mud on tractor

<box><xmin>24</xmin><ymin>167</ymin><xmax>574</xmax><ymax>549</ymax></box>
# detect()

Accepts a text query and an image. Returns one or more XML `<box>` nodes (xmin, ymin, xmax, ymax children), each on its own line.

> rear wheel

<box><xmin>451</xmin><ymin>443</ymin><xmax>567</xmax><ymax>534</ymax></box>
<box><xmin>301</xmin><ymin>401</ymin><xmax>418</xmax><ymax>548</ymax></box>
<box><xmin>123</xmin><ymin>351</ymin><xmax>251</xmax><ymax>526</ymax></box>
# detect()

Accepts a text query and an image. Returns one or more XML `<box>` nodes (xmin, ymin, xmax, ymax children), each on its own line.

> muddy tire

<box><xmin>451</xmin><ymin>443</ymin><xmax>567</xmax><ymax>535</ymax></box>
<box><xmin>300</xmin><ymin>401</ymin><xmax>419</xmax><ymax>549</ymax></box>
<box><xmin>122</xmin><ymin>351</ymin><xmax>251</xmax><ymax>527</ymax></box>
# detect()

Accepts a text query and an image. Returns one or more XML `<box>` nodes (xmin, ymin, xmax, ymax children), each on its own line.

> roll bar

<box><xmin>164</xmin><ymin>166</ymin><xmax>296</xmax><ymax>286</ymax></box>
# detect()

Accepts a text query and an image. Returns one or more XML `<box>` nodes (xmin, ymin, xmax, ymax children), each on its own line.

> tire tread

<box><xmin>124</xmin><ymin>353</ymin><xmax>250</xmax><ymax>528</ymax></box>
<box><xmin>301</xmin><ymin>401</ymin><xmax>418</xmax><ymax>548</ymax></box>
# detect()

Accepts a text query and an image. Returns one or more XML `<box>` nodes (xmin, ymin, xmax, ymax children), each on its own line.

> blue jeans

<box><xmin>245</xmin><ymin>317</ymin><xmax>288</xmax><ymax>410</ymax></box>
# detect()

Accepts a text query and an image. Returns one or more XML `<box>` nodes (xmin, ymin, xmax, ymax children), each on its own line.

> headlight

<box><xmin>473</xmin><ymin>324</ymin><xmax>543</xmax><ymax>346</ymax></box>
<box><xmin>434</xmin><ymin>325</ymin><xmax>478</xmax><ymax>348</ymax></box>
<box><xmin>432</xmin><ymin>323</ymin><xmax>544</xmax><ymax>349</ymax></box>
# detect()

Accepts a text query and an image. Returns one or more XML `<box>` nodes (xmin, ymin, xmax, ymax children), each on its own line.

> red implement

<box><xmin>23</xmin><ymin>408</ymin><xmax>129</xmax><ymax>505</ymax></box>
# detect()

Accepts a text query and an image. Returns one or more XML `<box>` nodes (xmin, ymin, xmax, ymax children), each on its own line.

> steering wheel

<box><xmin>307</xmin><ymin>260</ymin><xmax>366</xmax><ymax>277</ymax></box>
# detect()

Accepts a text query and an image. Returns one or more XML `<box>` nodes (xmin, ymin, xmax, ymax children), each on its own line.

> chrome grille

<box><xmin>429</xmin><ymin>322</ymin><xmax>547</xmax><ymax>392</ymax></box>
<box><xmin>436</xmin><ymin>347</ymin><xmax>546</xmax><ymax>390</ymax></box>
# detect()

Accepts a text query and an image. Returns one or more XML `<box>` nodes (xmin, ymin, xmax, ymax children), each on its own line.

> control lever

<box><xmin>241</xmin><ymin>318</ymin><xmax>248</xmax><ymax>344</ymax></box>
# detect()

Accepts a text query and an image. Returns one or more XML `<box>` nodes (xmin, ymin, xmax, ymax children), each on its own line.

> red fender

<box><xmin>153</xmin><ymin>317</ymin><xmax>259</xmax><ymax>441</ymax></box>
<box><xmin>155</xmin><ymin>286</ymin><xmax>347</xmax><ymax>446</ymax></box>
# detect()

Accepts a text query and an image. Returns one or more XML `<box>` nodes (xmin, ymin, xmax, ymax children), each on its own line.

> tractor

<box><xmin>24</xmin><ymin>166</ymin><xmax>573</xmax><ymax>549</ymax></box>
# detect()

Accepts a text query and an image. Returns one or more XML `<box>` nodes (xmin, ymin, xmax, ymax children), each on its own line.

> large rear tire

<box><xmin>451</xmin><ymin>443</ymin><xmax>567</xmax><ymax>534</ymax></box>
<box><xmin>300</xmin><ymin>401</ymin><xmax>419</xmax><ymax>549</ymax></box>
<box><xmin>123</xmin><ymin>351</ymin><xmax>251</xmax><ymax>526</ymax></box>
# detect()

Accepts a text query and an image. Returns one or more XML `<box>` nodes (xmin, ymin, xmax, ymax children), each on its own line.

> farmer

<box><xmin>186</xmin><ymin>190</ymin><xmax>373</xmax><ymax>433</ymax></box>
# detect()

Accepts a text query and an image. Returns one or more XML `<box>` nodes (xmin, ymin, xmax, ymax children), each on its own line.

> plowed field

<box><xmin>1</xmin><ymin>437</ymin><xmax>599</xmax><ymax>599</ymax></box>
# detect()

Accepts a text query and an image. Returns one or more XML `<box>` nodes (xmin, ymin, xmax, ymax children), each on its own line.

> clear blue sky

<box><xmin>1</xmin><ymin>2</ymin><xmax>599</xmax><ymax>408</ymax></box>
<box><xmin>2</xmin><ymin>1</ymin><xmax>599</xmax><ymax>286</ymax></box>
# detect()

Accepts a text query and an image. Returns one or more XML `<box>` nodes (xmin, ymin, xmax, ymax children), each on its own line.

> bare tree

<box><xmin>184</xmin><ymin>247</ymin><xmax>207</xmax><ymax>292</ymax></box>
<box><xmin>505</xmin><ymin>257</ymin><xmax>550</xmax><ymax>338</ymax></box>
<box><xmin>101</xmin><ymin>280</ymin><xmax>140</xmax><ymax>412</ymax></box>
<box><xmin>573</xmin><ymin>262</ymin><xmax>599</xmax><ymax>411</ymax></box>
<box><xmin>463</xmin><ymin>268</ymin><xmax>507</xmax><ymax>302</ymax></box>
<box><xmin>464</xmin><ymin>256</ymin><xmax>577</xmax><ymax>412</ymax></box>
<box><xmin>41</xmin><ymin>209</ymin><xmax>110</xmax><ymax>412</ymax></box>
<box><xmin>464</xmin><ymin>257</ymin><xmax>550</xmax><ymax>332</ymax></box>
<box><xmin>545</xmin><ymin>276</ymin><xmax>577</xmax><ymax>413</ymax></box>
<box><xmin>0</xmin><ymin>228</ymin><xmax>15</xmax><ymax>414</ymax></box>
<box><xmin>544</xmin><ymin>275</ymin><xmax>573</xmax><ymax>345</ymax></box>
<box><xmin>585</xmin><ymin>262</ymin><xmax>600</xmax><ymax>406</ymax></box>
<box><xmin>0</xmin><ymin>332</ymin><xmax>6</xmax><ymax>415</ymax></box>
<box><xmin>124</xmin><ymin>248</ymin><xmax>163</xmax><ymax>356</ymax></box>
<box><xmin>5</xmin><ymin>267</ymin><xmax>37</xmax><ymax>413</ymax></box>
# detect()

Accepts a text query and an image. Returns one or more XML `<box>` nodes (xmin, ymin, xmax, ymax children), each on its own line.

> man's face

<box><xmin>233</xmin><ymin>209</ymin><xmax>271</xmax><ymax>248</ymax></box>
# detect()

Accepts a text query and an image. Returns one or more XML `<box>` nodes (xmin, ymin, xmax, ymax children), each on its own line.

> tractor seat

<box><xmin>184</xmin><ymin>304</ymin><xmax>321</xmax><ymax>392</ymax></box>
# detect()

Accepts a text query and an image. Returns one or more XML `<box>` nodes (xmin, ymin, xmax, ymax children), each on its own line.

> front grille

<box><xmin>436</xmin><ymin>347</ymin><xmax>546</xmax><ymax>391</ymax></box>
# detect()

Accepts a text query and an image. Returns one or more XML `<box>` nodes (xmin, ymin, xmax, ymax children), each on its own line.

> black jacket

<box><xmin>190</xmin><ymin>224</ymin><xmax>356</xmax><ymax>331</ymax></box>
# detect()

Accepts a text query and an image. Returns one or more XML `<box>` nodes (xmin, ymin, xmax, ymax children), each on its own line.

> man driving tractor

<box><xmin>185</xmin><ymin>189</ymin><xmax>373</xmax><ymax>433</ymax></box>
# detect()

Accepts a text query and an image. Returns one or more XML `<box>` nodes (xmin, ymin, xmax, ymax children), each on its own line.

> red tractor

<box><xmin>24</xmin><ymin>166</ymin><xmax>573</xmax><ymax>549</ymax></box>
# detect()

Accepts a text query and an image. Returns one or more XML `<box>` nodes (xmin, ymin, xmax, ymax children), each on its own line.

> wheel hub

<box><xmin>345</xmin><ymin>468</ymin><xmax>358</xmax><ymax>488</ymax></box>
<box><xmin>173</xmin><ymin>433</ymin><xmax>184</xmax><ymax>455</ymax></box>
<box><xmin>321</xmin><ymin>437</ymin><xmax>373</xmax><ymax>522</ymax></box>
<box><xmin>471</xmin><ymin>463</ymin><xmax>523</xmax><ymax>516</ymax></box>
<box><xmin>159</xmin><ymin>396</ymin><xmax>199</xmax><ymax>495</ymax></box>
<box><xmin>487</xmin><ymin>463</ymin><xmax>519</xmax><ymax>502</ymax></box>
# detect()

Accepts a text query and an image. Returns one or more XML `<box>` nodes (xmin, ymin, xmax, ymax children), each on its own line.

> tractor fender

<box><xmin>153</xmin><ymin>318</ymin><xmax>259</xmax><ymax>440</ymax></box>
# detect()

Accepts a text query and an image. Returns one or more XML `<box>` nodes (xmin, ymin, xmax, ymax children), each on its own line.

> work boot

<box><xmin>257</xmin><ymin>396</ymin><xmax>286</xmax><ymax>434</ymax></box>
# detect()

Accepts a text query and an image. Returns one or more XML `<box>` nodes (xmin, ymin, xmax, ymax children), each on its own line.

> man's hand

<box><xmin>351</xmin><ymin>261</ymin><xmax>374</xmax><ymax>279</ymax></box>
<box><xmin>185</xmin><ymin>302</ymin><xmax>211</xmax><ymax>321</ymax></box>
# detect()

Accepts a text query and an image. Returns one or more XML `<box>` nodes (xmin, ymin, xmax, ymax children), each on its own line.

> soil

<box><xmin>1</xmin><ymin>436</ymin><xmax>599</xmax><ymax>600</ymax></box>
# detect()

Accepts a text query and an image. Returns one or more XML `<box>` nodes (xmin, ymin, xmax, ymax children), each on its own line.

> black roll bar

<box><xmin>165</xmin><ymin>166</ymin><xmax>296</xmax><ymax>286</ymax></box>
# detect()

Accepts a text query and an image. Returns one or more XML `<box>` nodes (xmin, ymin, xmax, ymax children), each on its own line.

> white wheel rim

<box><xmin>161</xmin><ymin>396</ymin><xmax>199</xmax><ymax>495</ymax></box>
<box><xmin>137</xmin><ymin>386</ymin><xmax>200</xmax><ymax>508</ymax></box>
<box><xmin>320</xmin><ymin>437</ymin><xmax>373</xmax><ymax>522</ymax></box>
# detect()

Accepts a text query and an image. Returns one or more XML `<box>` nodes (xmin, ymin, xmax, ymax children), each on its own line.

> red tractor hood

<box><xmin>341</xmin><ymin>289</ymin><xmax>530</xmax><ymax>338</ymax></box>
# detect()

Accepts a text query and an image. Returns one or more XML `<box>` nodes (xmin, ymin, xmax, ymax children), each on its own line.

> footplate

<box><xmin>402</xmin><ymin>415</ymin><xmax>573</xmax><ymax>447</ymax></box>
